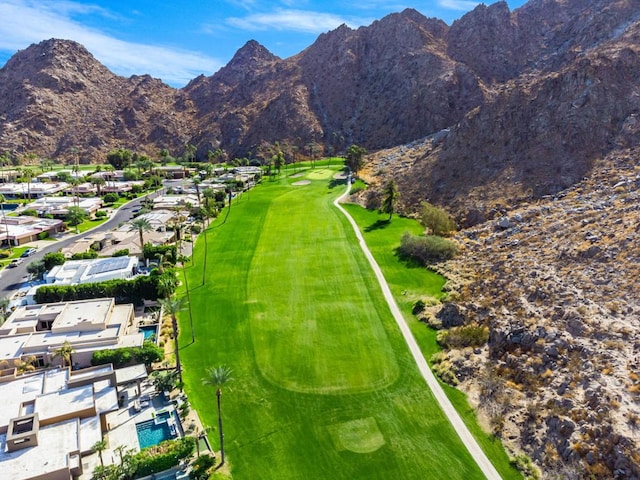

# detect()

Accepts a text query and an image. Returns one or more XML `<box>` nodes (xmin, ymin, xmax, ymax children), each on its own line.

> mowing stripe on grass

<box><xmin>248</xmin><ymin>181</ymin><xmax>399</xmax><ymax>394</ymax></box>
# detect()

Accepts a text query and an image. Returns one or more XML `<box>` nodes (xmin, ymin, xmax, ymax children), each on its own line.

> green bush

<box><xmin>35</xmin><ymin>270</ymin><xmax>177</xmax><ymax>305</ymax></box>
<box><xmin>0</xmin><ymin>251</ymin><xmax>9</xmax><ymax>259</ymax></box>
<box><xmin>22</xmin><ymin>209</ymin><xmax>38</xmax><ymax>217</ymax></box>
<box><xmin>134</xmin><ymin>437</ymin><xmax>196</xmax><ymax>476</ymax></box>
<box><xmin>91</xmin><ymin>341</ymin><xmax>163</xmax><ymax>367</ymax></box>
<box><xmin>190</xmin><ymin>454</ymin><xmax>216</xmax><ymax>480</ymax></box>
<box><xmin>143</xmin><ymin>243</ymin><xmax>177</xmax><ymax>264</ymax></box>
<box><xmin>95</xmin><ymin>210</ymin><xmax>107</xmax><ymax>218</ymax></box>
<box><xmin>397</xmin><ymin>232</ymin><xmax>458</xmax><ymax>265</ymax></box>
<box><xmin>71</xmin><ymin>250</ymin><xmax>98</xmax><ymax>260</ymax></box>
<box><xmin>113</xmin><ymin>248</ymin><xmax>130</xmax><ymax>257</ymax></box>
<box><xmin>420</xmin><ymin>201</ymin><xmax>457</xmax><ymax>236</ymax></box>
<box><xmin>103</xmin><ymin>193</ymin><xmax>119</xmax><ymax>204</ymax></box>
<box><xmin>43</xmin><ymin>252</ymin><xmax>65</xmax><ymax>270</ymax></box>
<box><xmin>37</xmin><ymin>231</ymin><xmax>49</xmax><ymax>240</ymax></box>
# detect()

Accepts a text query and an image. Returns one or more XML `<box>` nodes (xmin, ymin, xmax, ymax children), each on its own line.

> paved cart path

<box><xmin>334</xmin><ymin>176</ymin><xmax>502</xmax><ymax>480</ymax></box>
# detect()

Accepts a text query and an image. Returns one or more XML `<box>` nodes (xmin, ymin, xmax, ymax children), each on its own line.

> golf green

<box><xmin>180</xmin><ymin>166</ymin><xmax>520</xmax><ymax>479</ymax></box>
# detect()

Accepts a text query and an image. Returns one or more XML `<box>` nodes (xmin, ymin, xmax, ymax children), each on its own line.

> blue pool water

<box><xmin>136</xmin><ymin>410</ymin><xmax>179</xmax><ymax>449</ymax></box>
<box><xmin>139</xmin><ymin>325</ymin><xmax>158</xmax><ymax>341</ymax></box>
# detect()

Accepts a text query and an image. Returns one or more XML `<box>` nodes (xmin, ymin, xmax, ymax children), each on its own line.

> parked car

<box><xmin>21</xmin><ymin>248</ymin><xmax>37</xmax><ymax>258</ymax></box>
<box><xmin>7</xmin><ymin>258</ymin><xmax>23</xmax><ymax>268</ymax></box>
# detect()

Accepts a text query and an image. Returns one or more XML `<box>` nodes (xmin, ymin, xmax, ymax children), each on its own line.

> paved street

<box><xmin>0</xmin><ymin>188</ymin><xmax>165</xmax><ymax>299</ymax></box>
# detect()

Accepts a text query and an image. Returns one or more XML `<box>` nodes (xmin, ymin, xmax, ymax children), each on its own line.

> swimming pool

<box><xmin>139</xmin><ymin>325</ymin><xmax>158</xmax><ymax>341</ymax></box>
<box><xmin>136</xmin><ymin>410</ymin><xmax>179</xmax><ymax>449</ymax></box>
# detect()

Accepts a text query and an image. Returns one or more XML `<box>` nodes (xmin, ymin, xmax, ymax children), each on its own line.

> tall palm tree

<box><xmin>129</xmin><ymin>217</ymin><xmax>153</xmax><ymax>249</ymax></box>
<box><xmin>192</xmin><ymin>176</ymin><xmax>202</xmax><ymax>205</ymax></box>
<box><xmin>202</xmin><ymin>365</ymin><xmax>233</xmax><ymax>469</ymax></box>
<box><xmin>52</xmin><ymin>340</ymin><xmax>74</xmax><ymax>368</ymax></box>
<box><xmin>159</xmin><ymin>296</ymin><xmax>184</xmax><ymax>388</ymax></box>
<box><xmin>0</xmin><ymin>193</ymin><xmax>11</xmax><ymax>254</ymax></box>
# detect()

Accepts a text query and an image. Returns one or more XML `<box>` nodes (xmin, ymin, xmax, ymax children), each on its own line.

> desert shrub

<box><xmin>436</xmin><ymin>324</ymin><xmax>489</xmax><ymax>348</ymax></box>
<box><xmin>397</xmin><ymin>232</ymin><xmax>458</xmax><ymax>265</ymax></box>
<box><xmin>420</xmin><ymin>201</ymin><xmax>457</xmax><ymax>236</ymax></box>
<box><xmin>430</xmin><ymin>352</ymin><xmax>459</xmax><ymax>385</ymax></box>
<box><xmin>509</xmin><ymin>454</ymin><xmax>541</xmax><ymax>480</ymax></box>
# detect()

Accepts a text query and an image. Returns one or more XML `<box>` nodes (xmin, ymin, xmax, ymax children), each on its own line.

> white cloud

<box><xmin>437</xmin><ymin>0</ymin><xmax>482</xmax><ymax>11</ymax></box>
<box><xmin>0</xmin><ymin>0</ymin><xmax>222</xmax><ymax>86</ymax></box>
<box><xmin>225</xmin><ymin>8</ymin><xmax>363</xmax><ymax>34</ymax></box>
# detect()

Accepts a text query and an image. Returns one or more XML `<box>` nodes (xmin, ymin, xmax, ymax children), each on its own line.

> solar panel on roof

<box><xmin>86</xmin><ymin>257</ymin><xmax>130</xmax><ymax>276</ymax></box>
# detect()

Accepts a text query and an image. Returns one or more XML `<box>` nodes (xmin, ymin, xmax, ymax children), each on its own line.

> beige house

<box><xmin>0</xmin><ymin>298</ymin><xmax>143</xmax><ymax>369</ymax></box>
<box><xmin>0</xmin><ymin>216</ymin><xmax>65</xmax><ymax>246</ymax></box>
<box><xmin>0</xmin><ymin>365</ymin><xmax>119</xmax><ymax>480</ymax></box>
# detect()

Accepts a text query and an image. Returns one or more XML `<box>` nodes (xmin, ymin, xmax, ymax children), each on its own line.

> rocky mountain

<box><xmin>0</xmin><ymin>39</ymin><xmax>194</xmax><ymax>162</ymax></box>
<box><xmin>1</xmin><ymin>0</ymin><xmax>640</xmax><ymax>476</ymax></box>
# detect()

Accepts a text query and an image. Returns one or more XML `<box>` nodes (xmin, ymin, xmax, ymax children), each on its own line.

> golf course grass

<box><xmin>179</xmin><ymin>165</ymin><xmax>521</xmax><ymax>479</ymax></box>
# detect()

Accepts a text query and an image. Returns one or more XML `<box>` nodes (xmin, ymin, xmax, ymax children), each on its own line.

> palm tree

<box><xmin>52</xmin><ymin>340</ymin><xmax>74</xmax><ymax>367</ymax></box>
<box><xmin>0</xmin><ymin>193</ymin><xmax>11</xmax><ymax>254</ymax></box>
<box><xmin>129</xmin><ymin>217</ymin><xmax>153</xmax><ymax>249</ymax></box>
<box><xmin>159</xmin><ymin>296</ymin><xmax>184</xmax><ymax>388</ymax></box>
<box><xmin>90</xmin><ymin>176</ymin><xmax>106</xmax><ymax>196</ymax></box>
<box><xmin>92</xmin><ymin>438</ymin><xmax>107</xmax><ymax>466</ymax></box>
<box><xmin>202</xmin><ymin>365</ymin><xmax>233</xmax><ymax>469</ymax></box>
<box><xmin>193</xmin><ymin>176</ymin><xmax>202</xmax><ymax>205</ymax></box>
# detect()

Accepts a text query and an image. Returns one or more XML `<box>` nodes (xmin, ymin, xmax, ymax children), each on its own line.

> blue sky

<box><xmin>0</xmin><ymin>0</ymin><xmax>527</xmax><ymax>87</ymax></box>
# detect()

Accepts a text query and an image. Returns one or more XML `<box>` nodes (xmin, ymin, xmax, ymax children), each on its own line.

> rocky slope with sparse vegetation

<box><xmin>360</xmin><ymin>139</ymin><xmax>640</xmax><ymax>478</ymax></box>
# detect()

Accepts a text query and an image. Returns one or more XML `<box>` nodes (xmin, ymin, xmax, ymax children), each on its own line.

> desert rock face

<box><xmin>1</xmin><ymin>0</ymin><xmax>640</xmax><ymax>476</ymax></box>
<box><xmin>0</xmin><ymin>39</ymin><xmax>193</xmax><ymax>161</ymax></box>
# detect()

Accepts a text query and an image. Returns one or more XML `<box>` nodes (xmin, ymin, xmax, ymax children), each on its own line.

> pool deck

<box><xmin>77</xmin><ymin>381</ymin><xmax>181</xmax><ymax>479</ymax></box>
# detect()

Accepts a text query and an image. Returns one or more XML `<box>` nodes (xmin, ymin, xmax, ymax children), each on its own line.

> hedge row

<box><xmin>34</xmin><ymin>270</ymin><xmax>177</xmax><ymax>305</ymax></box>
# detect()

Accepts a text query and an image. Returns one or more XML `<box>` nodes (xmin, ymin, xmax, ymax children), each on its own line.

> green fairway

<box><xmin>179</xmin><ymin>167</ymin><xmax>520</xmax><ymax>479</ymax></box>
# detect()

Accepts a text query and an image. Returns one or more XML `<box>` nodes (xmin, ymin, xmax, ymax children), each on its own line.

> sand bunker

<box><xmin>292</xmin><ymin>180</ymin><xmax>311</xmax><ymax>186</ymax></box>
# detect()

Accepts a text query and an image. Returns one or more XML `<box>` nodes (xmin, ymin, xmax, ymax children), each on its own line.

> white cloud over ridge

<box><xmin>437</xmin><ymin>0</ymin><xmax>482</xmax><ymax>11</ymax></box>
<box><xmin>225</xmin><ymin>8</ymin><xmax>362</xmax><ymax>34</ymax></box>
<box><xmin>0</xmin><ymin>0</ymin><xmax>222</xmax><ymax>86</ymax></box>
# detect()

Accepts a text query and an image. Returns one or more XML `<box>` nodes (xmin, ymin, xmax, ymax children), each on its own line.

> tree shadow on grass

<box><xmin>393</xmin><ymin>246</ymin><xmax>428</xmax><ymax>270</ymax></box>
<box><xmin>328</xmin><ymin>178</ymin><xmax>347</xmax><ymax>190</ymax></box>
<box><xmin>364</xmin><ymin>219</ymin><xmax>391</xmax><ymax>232</ymax></box>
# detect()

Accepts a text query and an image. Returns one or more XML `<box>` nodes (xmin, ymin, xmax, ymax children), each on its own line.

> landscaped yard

<box><xmin>179</xmin><ymin>165</ymin><xmax>520</xmax><ymax>479</ymax></box>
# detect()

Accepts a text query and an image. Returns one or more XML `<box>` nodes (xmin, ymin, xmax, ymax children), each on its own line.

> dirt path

<box><xmin>334</xmin><ymin>180</ymin><xmax>502</xmax><ymax>480</ymax></box>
